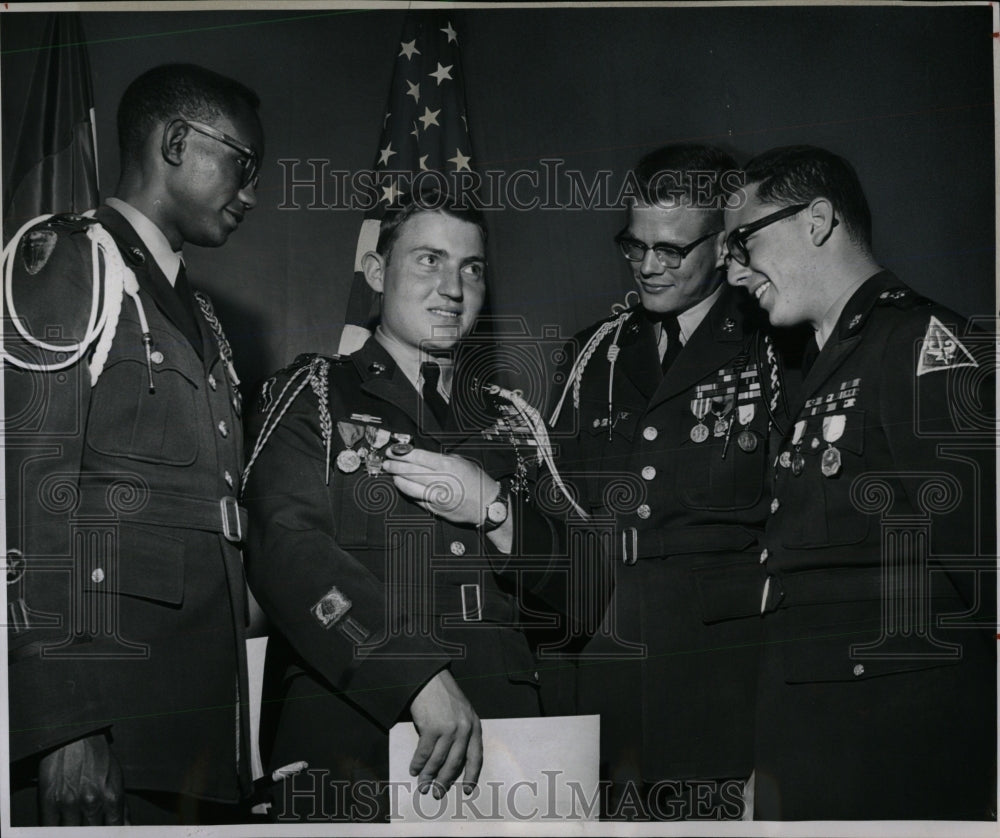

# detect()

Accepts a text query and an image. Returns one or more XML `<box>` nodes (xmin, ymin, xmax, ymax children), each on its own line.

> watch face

<box><xmin>487</xmin><ymin>500</ymin><xmax>508</xmax><ymax>524</ymax></box>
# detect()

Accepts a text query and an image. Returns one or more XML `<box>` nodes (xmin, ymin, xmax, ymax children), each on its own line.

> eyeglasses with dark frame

<box><xmin>724</xmin><ymin>203</ymin><xmax>811</xmax><ymax>267</ymax></box>
<box><xmin>180</xmin><ymin>118</ymin><xmax>260</xmax><ymax>189</ymax></box>
<box><xmin>614</xmin><ymin>227</ymin><xmax>722</xmax><ymax>269</ymax></box>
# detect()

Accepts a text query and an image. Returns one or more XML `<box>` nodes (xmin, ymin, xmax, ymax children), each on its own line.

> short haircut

<box><xmin>376</xmin><ymin>187</ymin><xmax>487</xmax><ymax>263</ymax></box>
<box><xmin>117</xmin><ymin>63</ymin><xmax>261</xmax><ymax>163</ymax></box>
<box><xmin>743</xmin><ymin>145</ymin><xmax>873</xmax><ymax>251</ymax></box>
<box><xmin>632</xmin><ymin>143</ymin><xmax>740</xmax><ymax>221</ymax></box>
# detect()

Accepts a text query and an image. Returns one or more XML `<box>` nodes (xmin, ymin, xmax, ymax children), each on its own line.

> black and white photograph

<box><xmin>1</xmin><ymin>1</ymin><xmax>996</xmax><ymax>833</ymax></box>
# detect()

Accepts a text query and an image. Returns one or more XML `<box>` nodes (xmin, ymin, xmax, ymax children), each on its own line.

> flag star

<box><xmin>429</xmin><ymin>62</ymin><xmax>453</xmax><ymax>85</ymax></box>
<box><xmin>460</xmin><ymin>114</ymin><xmax>468</xmax><ymax>129</ymax></box>
<box><xmin>399</xmin><ymin>39</ymin><xmax>420</xmax><ymax>59</ymax></box>
<box><xmin>406</xmin><ymin>80</ymin><xmax>420</xmax><ymax>102</ymax></box>
<box><xmin>382</xmin><ymin>181</ymin><xmax>402</xmax><ymax>205</ymax></box>
<box><xmin>378</xmin><ymin>142</ymin><xmax>396</xmax><ymax>166</ymax></box>
<box><xmin>441</xmin><ymin>21</ymin><xmax>457</xmax><ymax>43</ymax></box>
<box><xmin>419</xmin><ymin>155</ymin><xmax>429</xmax><ymax>171</ymax></box>
<box><xmin>418</xmin><ymin>106</ymin><xmax>441</xmax><ymax>130</ymax></box>
<box><xmin>410</xmin><ymin>121</ymin><xmax>420</xmax><ymax>140</ymax></box>
<box><xmin>448</xmin><ymin>148</ymin><xmax>472</xmax><ymax>171</ymax></box>
<box><xmin>383</xmin><ymin>111</ymin><xmax>391</xmax><ymax>127</ymax></box>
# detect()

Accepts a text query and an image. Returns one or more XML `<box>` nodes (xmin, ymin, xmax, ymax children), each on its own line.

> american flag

<box><xmin>3</xmin><ymin>13</ymin><xmax>100</xmax><ymax>243</ymax></box>
<box><xmin>338</xmin><ymin>11</ymin><xmax>476</xmax><ymax>355</ymax></box>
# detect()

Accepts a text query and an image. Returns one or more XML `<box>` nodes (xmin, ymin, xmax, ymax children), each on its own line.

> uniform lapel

<box><xmin>353</xmin><ymin>338</ymin><xmax>489</xmax><ymax>446</ymax></box>
<box><xmin>354</xmin><ymin>339</ymin><xmax>425</xmax><ymax>431</ymax></box>
<box><xmin>615</xmin><ymin>311</ymin><xmax>662</xmax><ymax>403</ymax></box>
<box><xmin>797</xmin><ymin>274</ymin><xmax>893</xmax><ymax>404</ymax></box>
<box><xmin>94</xmin><ymin>205</ymin><xmax>204</xmax><ymax>359</ymax></box>
<box><xmin>649</xmin><ymin>286</ymin><xmax>749</xmax><ymax>409</ymax></box>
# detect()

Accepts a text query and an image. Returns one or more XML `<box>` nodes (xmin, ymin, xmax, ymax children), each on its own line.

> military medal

<box><xmin>820</xmin><ymin>447</ymin><xmax>842</xmax><ymax>477</ymax></box>
<box><xmin>337</xmin><ymin>421</ymin><xmax>364</xmax><ymax>447</ymax></box>
<box><xmin>336</xmin><ymin>448</ymin><xmax>361</xmax><ymax>473</ymax></box>
<box><xmin>366</xmin><ymin>451</ymin><xmax>384</xmax><ymax>476</ymax></box>
<box><xmin>690</xmin><ymin>397</ymin><xmax>711</xmax><ymax>443</ymax></box>
<box><xmin>790</xmin><ymin>420</ymin><xmax>807</xmax><ymax>477</ymax></box>
<box><xmin>779</xmin><ymin>451</ymin><xmax>792</xmax><ymax>468</ymax></box>
<box><xmin>711</xmin><ymin>394</ymin><xmax>734</xmax><ymax>437</ymax></box>
<box><xmin>365</xmin><ymin>426</ymin><xmax>391</xmax><ymax>450</ymax></box>
<box><xmin>390</xmin><ymin>442</ymin><xmax>413</xmax><ymax>456</ymax></box>
<box><xmin>736</xmin><ymin>403</ymin><xmax>757</xmax><ymax>452</ymax></box>
<box><xmin>820</xmin><ymin>414</ymin><xmax>846</xmax><ymax>477</ymax></box>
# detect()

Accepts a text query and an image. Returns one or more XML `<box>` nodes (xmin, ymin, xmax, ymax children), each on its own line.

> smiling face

<box><xmin>724</xmin><ymin>184</ymin><xmax>818</xmax><ymax>328</ymax></box>
<box><xmin>364</xmin><ymin>210</ymin><xmax>486</xmax><ymax>355</ymax></box>
<box><xmin>162</xmin><ymin>102</ymin><xmax>264</xmax><ymax>249</ymax></box>
<box><xmin>624</xmin><ymin>203</ymin><xmax>724</xmax><ymax>316</ymax></box>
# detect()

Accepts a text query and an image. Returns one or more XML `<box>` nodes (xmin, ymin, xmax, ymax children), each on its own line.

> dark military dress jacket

<box><xmin>553</xmin><ymin>283</ymin><xmax>791</xmax><ymax>784</ymax></box>
<box><xmin>752</xmin><ymin>271</ymin><xmax>996</xmax><ymax>820</ymax></box>
<box><xmin>5</xmin><ymin>207</ymin><xmax>251</xmax><ymax>802</ymax></box>
<box><xmin>241</xmin><ymin>338</ymin><xmax>561</xmax><ymax>789</ymax></box>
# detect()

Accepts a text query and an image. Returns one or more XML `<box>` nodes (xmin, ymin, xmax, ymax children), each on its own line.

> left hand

<box><xmin>382</xmin><ymin>447</ymin><xmax>497</xmax><ymax>527</ymax></box>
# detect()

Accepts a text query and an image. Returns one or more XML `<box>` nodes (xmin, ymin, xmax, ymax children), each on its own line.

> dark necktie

<box><xmin>802</xmin><ymin>334</ymin><xmax>820</xmax><ymax>377</ymax></box>
<box><xmin>173</xmin><ymin>262</ymin><xmax>203</xmax><ymax>351</ymax></box>
<box><xmin>660</xmin><ymin>315</ymin><xmax>683</xmax><ymax>373</ymax></box>
<box><xmin>420</xmin><ymin>361</ymin><xmax>450</xmax><ymax>427</ymax></box>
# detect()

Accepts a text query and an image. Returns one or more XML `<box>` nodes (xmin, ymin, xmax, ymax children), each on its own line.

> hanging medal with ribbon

<box><xmin>363</xmin><ymin>425</ymin><xmax>392</xmax><ymax>476</ymax></box>
<box><xmin>736</xmin><ymin>403</ymin><xmax>757</xmax><ymax>453</ymax></box>
<box><xmin>790</xmin><ymin>419</ymin><xmax>807</xmax><ymax>477</ymax></box>
<box><xmin>335</xmin><ymin>421</ymin><xmax>365</xmax><ymax>473</ymax></box>
<box><xmin>690</xmin><ymin>397</ymin><xmax>711</xmax><ymax>443</ymax></box>
<box><xmin>711</xmin><ymin>393</ymin><xmax>734</xmax><ymax>437</ymax></box>
<box><xmin>820</xmin><ymin>414</ymin><xmax>846</xmax><ymax>477</ymax></box>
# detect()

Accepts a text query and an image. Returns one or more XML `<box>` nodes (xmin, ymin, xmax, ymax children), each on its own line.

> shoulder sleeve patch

<box><xmin>916</xmin><ymin>315</ymin><xmax>979</xmax><ymax>376</ymax></box>
<box><xmin>19</xmin><ymin>229</ymin><xmax>58</xmax><ymax>275</ymax></box>
<box><xmin>312</xmin><ymin>585</ymin><xmax>352</xmax><ymax>628</ymax></box>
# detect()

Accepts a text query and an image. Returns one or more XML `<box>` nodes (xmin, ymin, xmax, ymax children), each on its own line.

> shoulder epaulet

<box><xmin>280</xmin><ymin>352</ymin><xmax>345</xmax><ymax>375</ymax></box>
<box><xmin>876</xmin><ymin>286</ymin><xmax>926</xmax><ymax>310</ymax></box>
<box><xmin>45</xmin><ymin>212</ymin><xmax>97</xmax><ymax>230</ymax></box>
<box><xmin>244</xmin><ymin>354</ymin><xmax>341</xmax><ymax>493</ymax></box>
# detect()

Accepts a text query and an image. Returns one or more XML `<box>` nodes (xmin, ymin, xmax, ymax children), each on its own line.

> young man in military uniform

<box><xmin>241</xmin><ymin>193</ymin><xmax>561</xmax><ymax>822</ymax></box>
<box><xmin>548</xmin><ymin>144</ymin><xmax>796</xmax><ymax>819</ymax></box>
<box><xmin>725</xmin><ymin>145</ymin><xmax>996</xmax><ymax>819</ymax></box>
<box><xmin>5</xmin><ymin>64</ymin><xmax>264</xmax><ymax>824</ymax></box>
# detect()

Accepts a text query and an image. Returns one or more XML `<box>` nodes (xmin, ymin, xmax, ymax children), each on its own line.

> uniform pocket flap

<box><xmin>83</xmin><ymin>524</ymin><xmax>185</xmax><ymax>605</ymax></box>
<box><xmin>782</xmin><ymin>617</ymin><xmax>963</xmax><ymax>684</ymax></box>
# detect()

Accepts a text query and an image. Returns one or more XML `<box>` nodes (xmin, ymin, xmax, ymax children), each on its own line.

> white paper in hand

<box><xmin>388</xmin><ymin>714</ymin><xmax>599</xmax><ymax>822</ymax></box>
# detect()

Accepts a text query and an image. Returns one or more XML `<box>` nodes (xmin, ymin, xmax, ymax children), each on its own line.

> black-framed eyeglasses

<box><xmin>614</xmin><ymin>227</ymin><xmax>722</xmax><ymax>269</ymax></box>
<box><xmin>180</xmin><ymin>118</ymin><xmax>260</xmax><ymax>189</ymax></box>
<box><xmin>724</xmin><ymin>203</ymin><xmax>810</xmax><ymax>267</ymax></box>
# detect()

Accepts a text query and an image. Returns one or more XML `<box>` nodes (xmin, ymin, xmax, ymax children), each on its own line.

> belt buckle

<box><xmin>622</xmin><ymin>526</ymin><xmax>638</xmax><ymax>565</ymax></box>
<box><xmin>461</xmin><ymin>584</ymin><xmax>482</xmax><ymax>622</ymax></box>
<box><xmin>220</xmin><ymin>496</ymin><xmax>243</xmax><ymax>542</ymax></box>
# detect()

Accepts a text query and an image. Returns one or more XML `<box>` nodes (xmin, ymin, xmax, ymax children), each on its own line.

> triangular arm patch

<box><xmin>916</xmin><ymin>315</ymin><xmax>978</xmax><ymax>376</ymax></box>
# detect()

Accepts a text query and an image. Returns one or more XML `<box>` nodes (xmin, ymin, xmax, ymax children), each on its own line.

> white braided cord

<box><xmin>2</xmin><ymin>214</ymin><xmax>129</xmax><ymax>387</ymax></box>
<box><xmin>240</xmin><ymin>365</ymin><xmax>312</xmax><ymax>494</ymax></box>
<box><xmin>306</xmin><ymin>356</ymin><xmax>333</xmax><ymax>484</ymax></box>
<box><xmin>763</xmin><ymin>332</ymin><xmax>781</xmax><ymax>414</ymax></box>
<box><xmin>548</xmin><ymin>310</ymin><xmax>629</xmax><ymax>427</ymax></box>
<box><xmin>489</xmin><ymin>383</ymin><xmax>589</xmax><ymax>519</ymax></box>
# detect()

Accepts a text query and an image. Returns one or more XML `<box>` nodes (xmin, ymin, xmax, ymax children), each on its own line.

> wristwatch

<box><xmin>480</xmin><ymin>478</ymin><xmax>511</xmax><ymax>532</ymax></box>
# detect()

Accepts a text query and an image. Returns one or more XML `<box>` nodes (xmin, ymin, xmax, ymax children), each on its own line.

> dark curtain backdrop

<box><xmin>2</xmin><ymin>5</ymin><xmax>994</xmax><ymax>401</ymax></box>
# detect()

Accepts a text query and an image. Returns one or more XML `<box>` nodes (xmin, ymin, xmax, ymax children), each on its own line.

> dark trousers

<box><xmin>11</xmin><ymin>783</ymin><xmax>251</xmax><ymax>826</ymax></box>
